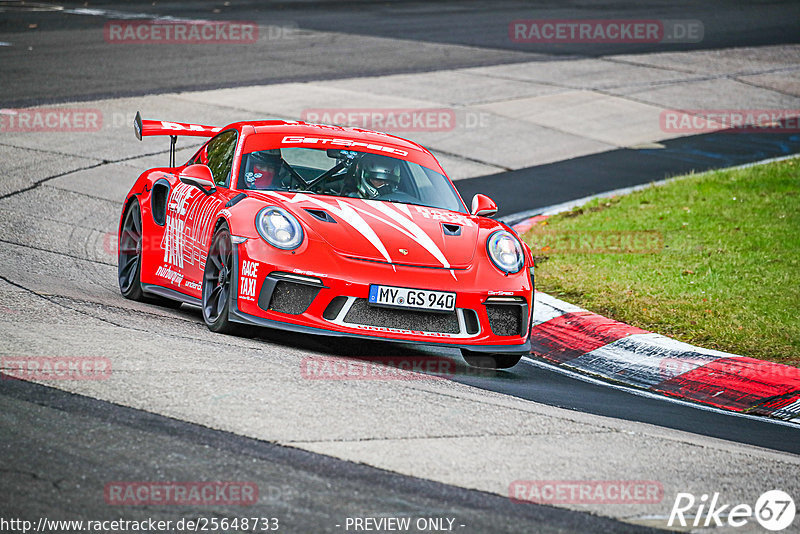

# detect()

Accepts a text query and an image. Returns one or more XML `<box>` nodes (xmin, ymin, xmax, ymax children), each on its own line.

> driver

<box><xmin>243</xmin><ymin>149</ymin><xmax>287</xmax><ymax>190</ymax></box>
<box><xmin>355</xmin><ymin>154</ymin><xmax>402</xmax><ymax>199</ymax></box>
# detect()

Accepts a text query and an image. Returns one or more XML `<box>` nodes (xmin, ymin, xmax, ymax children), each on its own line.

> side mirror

<box><xmin>471</xmin><ymin>194</ymin><xmax>497</xmax><ymax>217</ymax></box>
<box><xmin>179</xmin><ymin>164</ymin><xmax>216</xmax><ymax>195</ymax></box>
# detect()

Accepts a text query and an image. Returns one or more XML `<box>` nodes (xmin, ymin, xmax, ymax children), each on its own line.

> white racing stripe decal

<box><xmin>350</xmin><ymin>204</ymin><xmax>459</xmax><ymax>280</ymax></box>
<box><xmin>366</xmin><ymin>200</ymin><xmax>450</xmax><ymax>269</ymax></box>
<box><xmin>394</xmin><ymin>203</ymin><xmax>412</xmax><ymax>217</ymax></box>
<box><xmin>333</xmin><ymin>200</ymin><xmax>393</xmax><ymax>264</ymax></box>
<box><xmin>272</xmin><ymin>193</ymin><xmax>394</xmax><ymax>264</ymax></box>
<box><xmin>264</xmin><ymin>193</ymin><xmax>459</xmax><ymax>275</ymax></box>
<box><xmin>349</xmin><ymin>205</ymin><xmax>419</xmax><ymax>244</ymax></box>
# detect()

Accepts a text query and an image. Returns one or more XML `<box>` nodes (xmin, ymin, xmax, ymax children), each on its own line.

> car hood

<box><xmin>254</xmin><ymin>192</ymin><xmax>479</xmax><ymax>268</ymax></box>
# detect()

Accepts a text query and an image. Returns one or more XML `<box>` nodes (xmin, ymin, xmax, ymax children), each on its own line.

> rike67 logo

<box><xmin>669</xmin><ymin>490</ymin><xmax>795</xmax><ymax>531</ymax></box>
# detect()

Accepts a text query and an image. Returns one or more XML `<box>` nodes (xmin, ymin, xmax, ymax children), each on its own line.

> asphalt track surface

<box><xmin>2</xmin><ymin>0</ymin><xmax>800</xmax><ymax>106</ymax></box>
<box><xmin>1</xmin><ymin>379</ymin><xmax>655</xmax><ymax>534</ymax></box>
<box><xmin>458</xmin><ymin>129</ymin><xmax>800</xmax><ymax>219</ymax></box>
<box><xmin>2</xmin><ymin>1</ymin><xmax>800</xmax><ymax>532</ymax></box>
<box><xmin>455</xmin><ymin>358</ymin><xmax>800</xmax><ymax>456</ymax></box>
<box><xmin>321</xmin><ymin>340</ymin><xmax>800</xmax><ymax>455</ymax></box>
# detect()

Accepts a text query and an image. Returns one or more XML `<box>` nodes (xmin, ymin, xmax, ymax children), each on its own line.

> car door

<box><xmin>161</xmin><ymin>130</ymin><xmax>239</xmax><ymax>293</ymax></box>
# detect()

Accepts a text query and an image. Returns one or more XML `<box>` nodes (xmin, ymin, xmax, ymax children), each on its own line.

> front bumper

<box><xmin>229</xmin><ymin>237</ymin><xmax>533</xmax><ymax>354</ymax></box>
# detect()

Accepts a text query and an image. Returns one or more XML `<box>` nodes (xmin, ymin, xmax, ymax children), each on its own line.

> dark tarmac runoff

<box><xmin>1</xmin><ymin>0</ymin><xmax>799</xmax><ymax>107</ymax></box>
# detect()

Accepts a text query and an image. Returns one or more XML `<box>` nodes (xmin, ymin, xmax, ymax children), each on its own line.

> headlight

<box><xmin>256</xmin><ymin>206</ymin><xmax>304</xmax><ymax>250</ymax></box>
<box><xmin>487</xmin><ymin>230</ymin><xmax>524</xmax><ymax>274</ymax></box>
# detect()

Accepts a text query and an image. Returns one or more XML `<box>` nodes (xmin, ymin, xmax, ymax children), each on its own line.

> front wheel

<box><xmin>461</xmin><ymin>349</ymin><xmax>522</xmax><ymax>369</ymax></box>
<box><xmin>202</xmin><ymin>224</ymin><xmax>242</xmax><ymax>334</ymax></box>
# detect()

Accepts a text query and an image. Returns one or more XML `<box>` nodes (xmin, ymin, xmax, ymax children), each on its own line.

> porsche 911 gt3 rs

<box><xmin>118</xmin><ymin>113</ymin><xmax>534</xmax><ymax>368</ymax></box>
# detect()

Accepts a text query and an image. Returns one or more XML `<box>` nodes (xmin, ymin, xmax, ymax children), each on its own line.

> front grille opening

<box><xmin>463</xmin><ymin>309</ymin><xmax>480</xmax><ymax>335</ymax></box>
<box><xmin>323</xmin><ymin>296</ymin><xmax>348</xmax><ymax>320</ymax></box>
<box><xmin>268</xmin><ymin>281</ymin><xmax>320</xmax><ymax>315</ymax></box>
<box><xmin>485</xmin><ymin>304</ymin><xmax>523</xmax><ymax>336</ymax></box>
<box><xmin>344</xmin><ymin>299</ymin><xmax>460</xmax><ymax>334</ymax></box>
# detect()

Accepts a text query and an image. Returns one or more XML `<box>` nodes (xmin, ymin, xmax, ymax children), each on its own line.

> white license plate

<box><xmin>368</xmin><ymin>285</ymin><xmax>456</xmax><ymax>312</ymax></box>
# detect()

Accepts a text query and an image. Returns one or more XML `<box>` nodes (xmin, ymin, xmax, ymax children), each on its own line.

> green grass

<box><xmin>522</xmin><ymin>157</ymin><xmax>800</xmax><ymax>366</ymax></box>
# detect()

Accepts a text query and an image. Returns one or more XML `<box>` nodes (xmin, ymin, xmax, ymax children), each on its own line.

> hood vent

<box><xmin>304</xmin><ymin>208</ymin><xmax>337</xmax><ymax>223</ymax></box>
<box><xmin>442</xmin><ymin>223</ymin><xmax>462</xmax><ymax>236</ymax></box>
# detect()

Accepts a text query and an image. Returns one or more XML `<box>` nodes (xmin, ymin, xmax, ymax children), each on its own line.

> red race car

<box><xmin>118</xmin><ymin>113</ymin><xmax>534</xmax><ymax>368</ymax></box>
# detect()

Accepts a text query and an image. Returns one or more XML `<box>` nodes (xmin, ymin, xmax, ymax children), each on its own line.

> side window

<box><xmin>205</xmin><ymin>130</ymin><xmax>238</xmax><ymax>187</ymax></box>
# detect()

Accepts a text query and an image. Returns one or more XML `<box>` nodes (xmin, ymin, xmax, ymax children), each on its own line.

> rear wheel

<box><xmin>118</xmin><ymin>199</ymin><xmax>183</xmax><ymax>308</ymax></box>
<box><xmin>202</xmin><ymin>224</ymin><xmax>241</xmax><ymax>334</ymax></box>
<box><xmin>461</xmin><ymin>349</ymin><xmax>522</xmax><ymax>369</ymax></box>
<box><xmin>118</xmin><ymin>200</ymin><xmax>145</xmax><ymax>301</ymax></box>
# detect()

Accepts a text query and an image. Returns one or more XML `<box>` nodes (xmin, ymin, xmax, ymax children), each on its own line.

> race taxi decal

<box><xmin>162</xmin><ymin>182</ymin><xmax>223</xmax><ymax>270</ymax></box>
<box><xmin>239</xmin><ymin>260</ymin><xmax>259</xmax><ymax>301</ymax></box>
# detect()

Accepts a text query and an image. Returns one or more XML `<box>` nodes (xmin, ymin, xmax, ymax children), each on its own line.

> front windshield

<box><xmin>236</xmin><ymin>147</ymin><xmax>466</xmax><ymax>213</ymax></box>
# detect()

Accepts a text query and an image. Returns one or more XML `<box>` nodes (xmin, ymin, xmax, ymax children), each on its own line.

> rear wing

<box><xmin>133</xmin><ymin>111</ymin><xmax>222</xmax><ymax>166</ymax></box>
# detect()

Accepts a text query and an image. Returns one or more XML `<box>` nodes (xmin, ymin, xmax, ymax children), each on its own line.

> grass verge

<box><xmin>521</xmin><ymin>157</ymin><xmax>799</xmax><ymax>366</ymax></box>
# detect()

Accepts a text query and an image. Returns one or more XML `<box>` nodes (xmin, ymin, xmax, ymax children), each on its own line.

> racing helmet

<box><xmin>250</xmin><ymin>149</ymin><xmax>282</xmax><ymax>168</ymax></box>
<box><xmin>245</xmin><ymin>149</ymin><xmax>282</xmax><ymax>188</ymax></box>
<box><xmin>356</xmin><ymin>154</ymin><xmax>402</xmax><ymax>198</ymax></box>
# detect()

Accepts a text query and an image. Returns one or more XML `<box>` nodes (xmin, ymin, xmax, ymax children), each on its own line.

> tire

<box><xmin>118</xmin><ymin>199</ymin><xmax>183</xmax><ymax>309</ymax></box>
<box><xmin>461</xmin><ymin>349</ymin><xmax>522</xmax><ymax>369</ymax></box>
<box><xmin>202</xmin><ymin>224</ymin><xmax>241</xmax><ymax>334</ymax></box>
<box><xmin>118</xmin><ymin>200</ymin><xmax>146</xmax><ymax>301</ymax></box>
